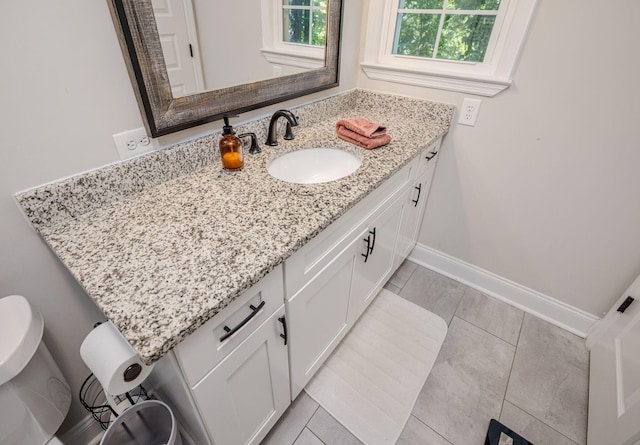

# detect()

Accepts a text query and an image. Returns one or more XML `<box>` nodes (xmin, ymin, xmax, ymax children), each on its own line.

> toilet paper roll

<box><xmin>80</xmin><ymin>321</ymin><xmax>154</xmax><ymax>395</ymax></box>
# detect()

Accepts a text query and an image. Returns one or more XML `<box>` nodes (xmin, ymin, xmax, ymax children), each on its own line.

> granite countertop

<box><xmin>17</xmin><ymin>90</ymin><xmax>454</xmax><ymax>365</ymax></box>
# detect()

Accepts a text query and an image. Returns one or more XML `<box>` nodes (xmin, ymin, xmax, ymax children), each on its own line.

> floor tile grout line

<box><xmin>500</xmin><ymin>314</ymin><xmax>582</xmax><ymax>445</ymax></box>
<box><xmin>451</xmin><ymin>310</ymin><xmax>520</xmax><ymax>347</ymax></box>
<box><xmin>453</xmin><ymin>285</ymin><xmax>526</xmax><ymax>346</ymax></box>
<box><xmin>450</xmin><ymin>315</ymin><xmax>516</xmax><ymax>351</ymax></box>
<box><xmin>513</xmin><ymin>311</ymin><xmax>525</xmax><ymax>346</ymax></box>
<box><xmin>498</xmin><ymin>313</ymin><xmax>526</xmax><ymax>421</ymax></box>
<box><xmin>502</xmin><ymin>397</ymin><xmax>582</xmax><ymax>445</ymax></box>
<box><xmin>449</xmin><ymin>283</ymin><xmax>467</xmax><ymax>326</ymax></box>
<box><xmin>305</xmin><ymin>427</ymin><xmax>326</xmax><ymax>445</ymax></box>
<box><xmin>406</xmin><ymin>414</ymin><xmax>453</xmax><ymax>445</ymax></box>
<box><xmin>299</xmin><ymin>404</ymin><xmax>322</xmax><ymax>445</ymax></box>
<box><xmin>396</xmin><ymin>262</ymin><xmax>419</xmax><ymax>292</ymax></box>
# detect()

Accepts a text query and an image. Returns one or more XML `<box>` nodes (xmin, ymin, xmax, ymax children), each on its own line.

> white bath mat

<box><xmin>304</xmin><ymin>288</ymin><xmax>448</xmax><ymax>445</ymax></box>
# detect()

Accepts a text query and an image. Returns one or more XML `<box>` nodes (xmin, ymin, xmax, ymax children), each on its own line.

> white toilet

<box><xmin>0</xmin><ymin>295</ymin><xmax>71</xmax><ymax>445</ymax></box>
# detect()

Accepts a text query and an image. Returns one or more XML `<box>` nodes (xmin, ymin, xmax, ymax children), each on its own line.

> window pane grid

<box><xmin>431</xmin><ymin>10</ymin><xmax>447</xmax><ymax>58</ymax></box>
<box><xmin>393</xmin><ymin>0</ymin><xmax>501</xmax><ymax>62</ymax></box>
<box><xmin>397</xmin><ymin>9</ymin><xmax>499</xmax><ymax>15</ymax></box>
<box><xmin>283</xmin><ymin>2</ymin><xmax>326</xmax><ymax>46</ymax></box>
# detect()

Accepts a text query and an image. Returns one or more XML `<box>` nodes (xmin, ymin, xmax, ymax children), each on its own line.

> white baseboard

<box><xmin>408</xmin><ymin>243</ymin><xmax>599</xmax><ymax>338</ymax></box>
<box><xmin>59</xmin><ymin>414</ymin><xmax>103</xmax><ymax>445</ymax></box>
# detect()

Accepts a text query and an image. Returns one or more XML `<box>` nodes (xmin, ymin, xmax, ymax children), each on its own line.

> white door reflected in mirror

<box><xmin>152</xmin><ymin>0</ymin><xmax>328</xmax><ymax>95</ymax></box>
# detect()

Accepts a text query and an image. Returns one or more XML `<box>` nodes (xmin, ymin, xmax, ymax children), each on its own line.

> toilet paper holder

<box><xmin>80</xmin><ymin>320</ymin><xmax>155</xmax><ymax>396</ymax></box>
<box><xmin>79</xmin><ymin>373</ymin><xmax>149</xmax><ymax>430</ymax></box>
<box><xmin>79</xmin><ymin>320</ymin><xmax>156</xmax><ymax>429</ymax></box>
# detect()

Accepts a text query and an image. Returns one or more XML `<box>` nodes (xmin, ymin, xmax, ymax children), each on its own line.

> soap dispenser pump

<box><xmin>219</xmin><ymin>116</ymin><xmax>243</xmax><ymax>171</ymax></box>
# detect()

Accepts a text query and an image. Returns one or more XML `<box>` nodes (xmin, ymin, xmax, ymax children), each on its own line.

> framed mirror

<box><xmin>108</xmin><ymin>0</ymin><xmax>343</xmax><ymax>137</ymax></box>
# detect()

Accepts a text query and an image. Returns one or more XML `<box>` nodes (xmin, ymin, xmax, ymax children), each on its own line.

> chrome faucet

<box><xmin>265</xmin><ymin>110</ymin><xmax>299</xmax><ymax>146</ymax></box>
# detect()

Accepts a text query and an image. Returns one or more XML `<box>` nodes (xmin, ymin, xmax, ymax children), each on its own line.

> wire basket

<box><xmin>79</xmin><ymin>373</ymin><xmax>149</xmax><ymax>430</ymax></box>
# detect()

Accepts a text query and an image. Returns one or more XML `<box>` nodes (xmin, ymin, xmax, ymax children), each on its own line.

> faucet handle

<box><xmin>284</xmin><ymin>123</ymin><xmax>295</xmax><ymax>141</ymax></box>
<box><xmin>238</xmin><ymin>132</ymin><xmax>261</xmax><ymax>154</ymax></box>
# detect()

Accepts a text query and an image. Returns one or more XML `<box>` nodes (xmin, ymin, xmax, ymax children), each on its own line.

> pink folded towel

<box><xmin>337</xmin><ymin>126</ymin><xmax>392</xmax><ymax>149</ymax></box>
<box><xmin>336</xmin><ymin>118</ymin><xmax>391</xmax><ymax>149</ymax></box>
<box><xmin>336</xmin><ymin>117</ymin><xmax>387</xmax><ymax>138</ymax></box>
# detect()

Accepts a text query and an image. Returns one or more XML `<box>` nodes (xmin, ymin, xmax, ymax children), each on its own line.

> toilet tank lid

<box><xmin>0</xmin><ymin>295</ymin><xmax>44</xmax><ymax>386</ymax></box>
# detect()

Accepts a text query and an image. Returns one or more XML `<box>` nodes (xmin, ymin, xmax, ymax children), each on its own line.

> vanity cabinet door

<box><xmin>286</xmin><ymin>230</ymin><xmax>366</xmax><ymax>399</ymax></box>
<box><xmin>395</xmin><ymin>167</ymin><xmax>436</xmax><ymax>267</ymax></box>
<box><xmin>191</xmin><ymin>307</ymin><xmax>290</xmax><ymax>445</ymax></box>
<box><xmin>175</xmin><ymin>265</ymin><xmax>284</xmax><ymax>387</ymax></box>
<box><xmin>350</xmin><ymin>197</ymin><xmax>404</xmax><ymax>324</ymax></box>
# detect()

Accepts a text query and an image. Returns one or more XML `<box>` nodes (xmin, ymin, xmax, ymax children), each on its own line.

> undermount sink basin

<box><xmin>267</xmin><ymin>148</ymin><xmax>362</xmax><ymax>184</ymax></box>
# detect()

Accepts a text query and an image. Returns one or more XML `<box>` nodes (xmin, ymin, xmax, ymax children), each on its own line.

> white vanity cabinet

<box><xmin>284</xmin><ymin>137</ymin><xmax>442</xmax><ymax>398</ymax></box>
<box><xmin>285</xmin><ymin>199</ymin><xmax>405</xmax><ymax>398</ymax></box>
<box><xmin>395</xmin><ymin>139</ymin><xmax>441</xmax><ymax>266</ymax></box>
<box><xmin>285</xmin><ymin>228</ymin><xmax>367</xmax><ymax>398</ymax></box>
<box><xmin>349</xmin><ymin>197</ymin><xmax>403</xmax><ymax>323</ymax></box>
<box><xmin>155</xmin><ymin>265</ymin><xmax>291</xmax><ymax>445</ymax></box>
<box><xmin>148</xmin><ymin>138</ymin><xmax>443</xmax><ymax>444</ymax></box>
<box><xmin>190</xmin><ymin>307</ymin><xmax>290</xmax><ymax>445</ymax></box>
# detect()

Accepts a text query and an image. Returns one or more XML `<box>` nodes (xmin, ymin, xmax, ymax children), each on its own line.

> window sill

<box><xmin>261</xmin><ymin>48</ymin><xmax>325</xmax><ymax>70</ymax></box>
<box><xmin>361</xmin><ymin>62</ymin><xmax>511</xmax><ymax>97</ymax></box>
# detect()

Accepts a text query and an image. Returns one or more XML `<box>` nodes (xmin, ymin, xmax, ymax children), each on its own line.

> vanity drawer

<box><xmin>284</xmin><ymin>159</ymin><xmax>416</xmax><ymax>299</ymax></box>
<box><xmin>174</xmin><ymin>265</ymin><xmax>284</xmax><ymax>387</ymax></box>
<box><xmin>416</xmin><ymin>137</ymin><xmax>442</xmax><ymax>177</ymax></box>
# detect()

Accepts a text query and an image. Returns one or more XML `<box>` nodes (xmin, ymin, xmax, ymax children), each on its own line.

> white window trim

<box><xmin>260</xmin><ymin>0</ymin><xmax>325</xmax><ymax>70</ymax></box>
<box><xmin>361</xmin><ymin>0</ymin><xmax>539</xmax><ymax>96</ymax></box>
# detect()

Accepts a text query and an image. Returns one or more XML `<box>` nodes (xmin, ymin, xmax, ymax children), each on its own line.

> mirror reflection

<box><xmin>109</xmin><ymin>0</ymin><xmax>341</xmax><ymax>136</ymax></box>
<box><xmin>152</xmin><ymin>0</ymin><xmax>329</xmax><ymax>96</ymax></box>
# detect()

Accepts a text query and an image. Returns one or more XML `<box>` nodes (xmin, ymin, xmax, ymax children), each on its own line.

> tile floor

<box><xmin>261</xmin><ymin>261</ymin><xmax>590</xmax><ymax>445</ymax></box>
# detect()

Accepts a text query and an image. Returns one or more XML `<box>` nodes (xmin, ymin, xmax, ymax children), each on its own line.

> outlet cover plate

<box><xmin>113</xmin><ymin>127</ymin><xmax>160</xmax><ymax>160</ymax></box>
<box><xmin>458</xmin><ymin>98</ymin><xmax>482</xmax><ymax>126</ymax></box>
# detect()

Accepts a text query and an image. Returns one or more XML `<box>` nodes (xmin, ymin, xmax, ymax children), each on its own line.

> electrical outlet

<box><xmin>458</xmin><ymin>98</ymin><xmax>482</xmax><ymax>126</ymax></box>
<box><xmin>112</xmin><ymin>127</ymin><xmax>158</xmax><ymax>160</ymax></box>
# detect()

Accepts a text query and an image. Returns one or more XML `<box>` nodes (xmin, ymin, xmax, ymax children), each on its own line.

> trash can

<box><xmin>100</xmin><ymin>400</ymin><xmax>183</xmax><ymax>445</ymax></box>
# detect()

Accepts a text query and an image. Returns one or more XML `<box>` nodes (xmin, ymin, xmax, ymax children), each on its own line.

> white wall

<box><xmin>1</xmin><ymin>1</ymin><xmax>139</xmax><ymax>431</ymax></box>
<box><xmin>0</xmin><ymin>0</ymin><xmax>362</xmax><ymax>433</ymax></box>
<box><xmin>193</xmin><ymin>0</ymin><xmax>274</xmax><ymax>90</ymax></box>
<box><xmin>358</xmin><ymin>0</ymin><xmax>640</xmax><ymax>317</ymax></box>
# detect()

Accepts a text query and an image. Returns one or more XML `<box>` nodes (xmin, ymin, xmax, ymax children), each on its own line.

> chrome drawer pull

<box><xmin>220</xmin><ymin>300</ymin><xmax>266</xmax><ymax>342</ymax></box>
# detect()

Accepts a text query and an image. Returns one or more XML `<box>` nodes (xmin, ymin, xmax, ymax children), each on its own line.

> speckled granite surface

<box><xmin>17</xmin><ymin>90</ymin><xmax>454</xmax><ymax>365</ymax></box>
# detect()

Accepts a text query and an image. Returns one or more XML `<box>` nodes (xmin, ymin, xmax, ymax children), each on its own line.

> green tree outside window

<box><xmin>394</xmin><ymin>0</ymin><xmax>501</xmax><ymax>62</ymax></box>
<box><xmin>283</xmin><ymin>0</ymin><xmax>327</xmax><ymax>46</ymax></box>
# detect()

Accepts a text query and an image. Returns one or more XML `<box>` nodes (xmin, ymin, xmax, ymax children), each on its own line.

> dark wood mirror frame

<box><xmin>108</xmin><ymin>0</ymin><xmax>342</xmax><ymax>137</ymax></box>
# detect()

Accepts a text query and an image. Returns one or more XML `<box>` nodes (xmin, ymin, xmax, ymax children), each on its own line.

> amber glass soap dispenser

<box><xmin>219</xmin><ymin>116</ymin><xmax>243</xmax><ymax>171</ymax></box>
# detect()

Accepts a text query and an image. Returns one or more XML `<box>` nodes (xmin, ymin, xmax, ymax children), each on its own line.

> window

<box><xmin>362</xmin><ymin>0</ymin><xmax>538</xmax><ymax>96</ymax></box>
<box><xmin>282</xmin><ymin>0</ymin><xmax>327</xmax><ymax>47</ymax></box>
<box><xmin>260</xmin><ymin>0</ymin><xmax>327</xmax><ymax>69</ymax></box>
<box><xmin>393</xmin><ymin>0</ymin><xmax>501</xmax><ymax>62</ymax></box>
